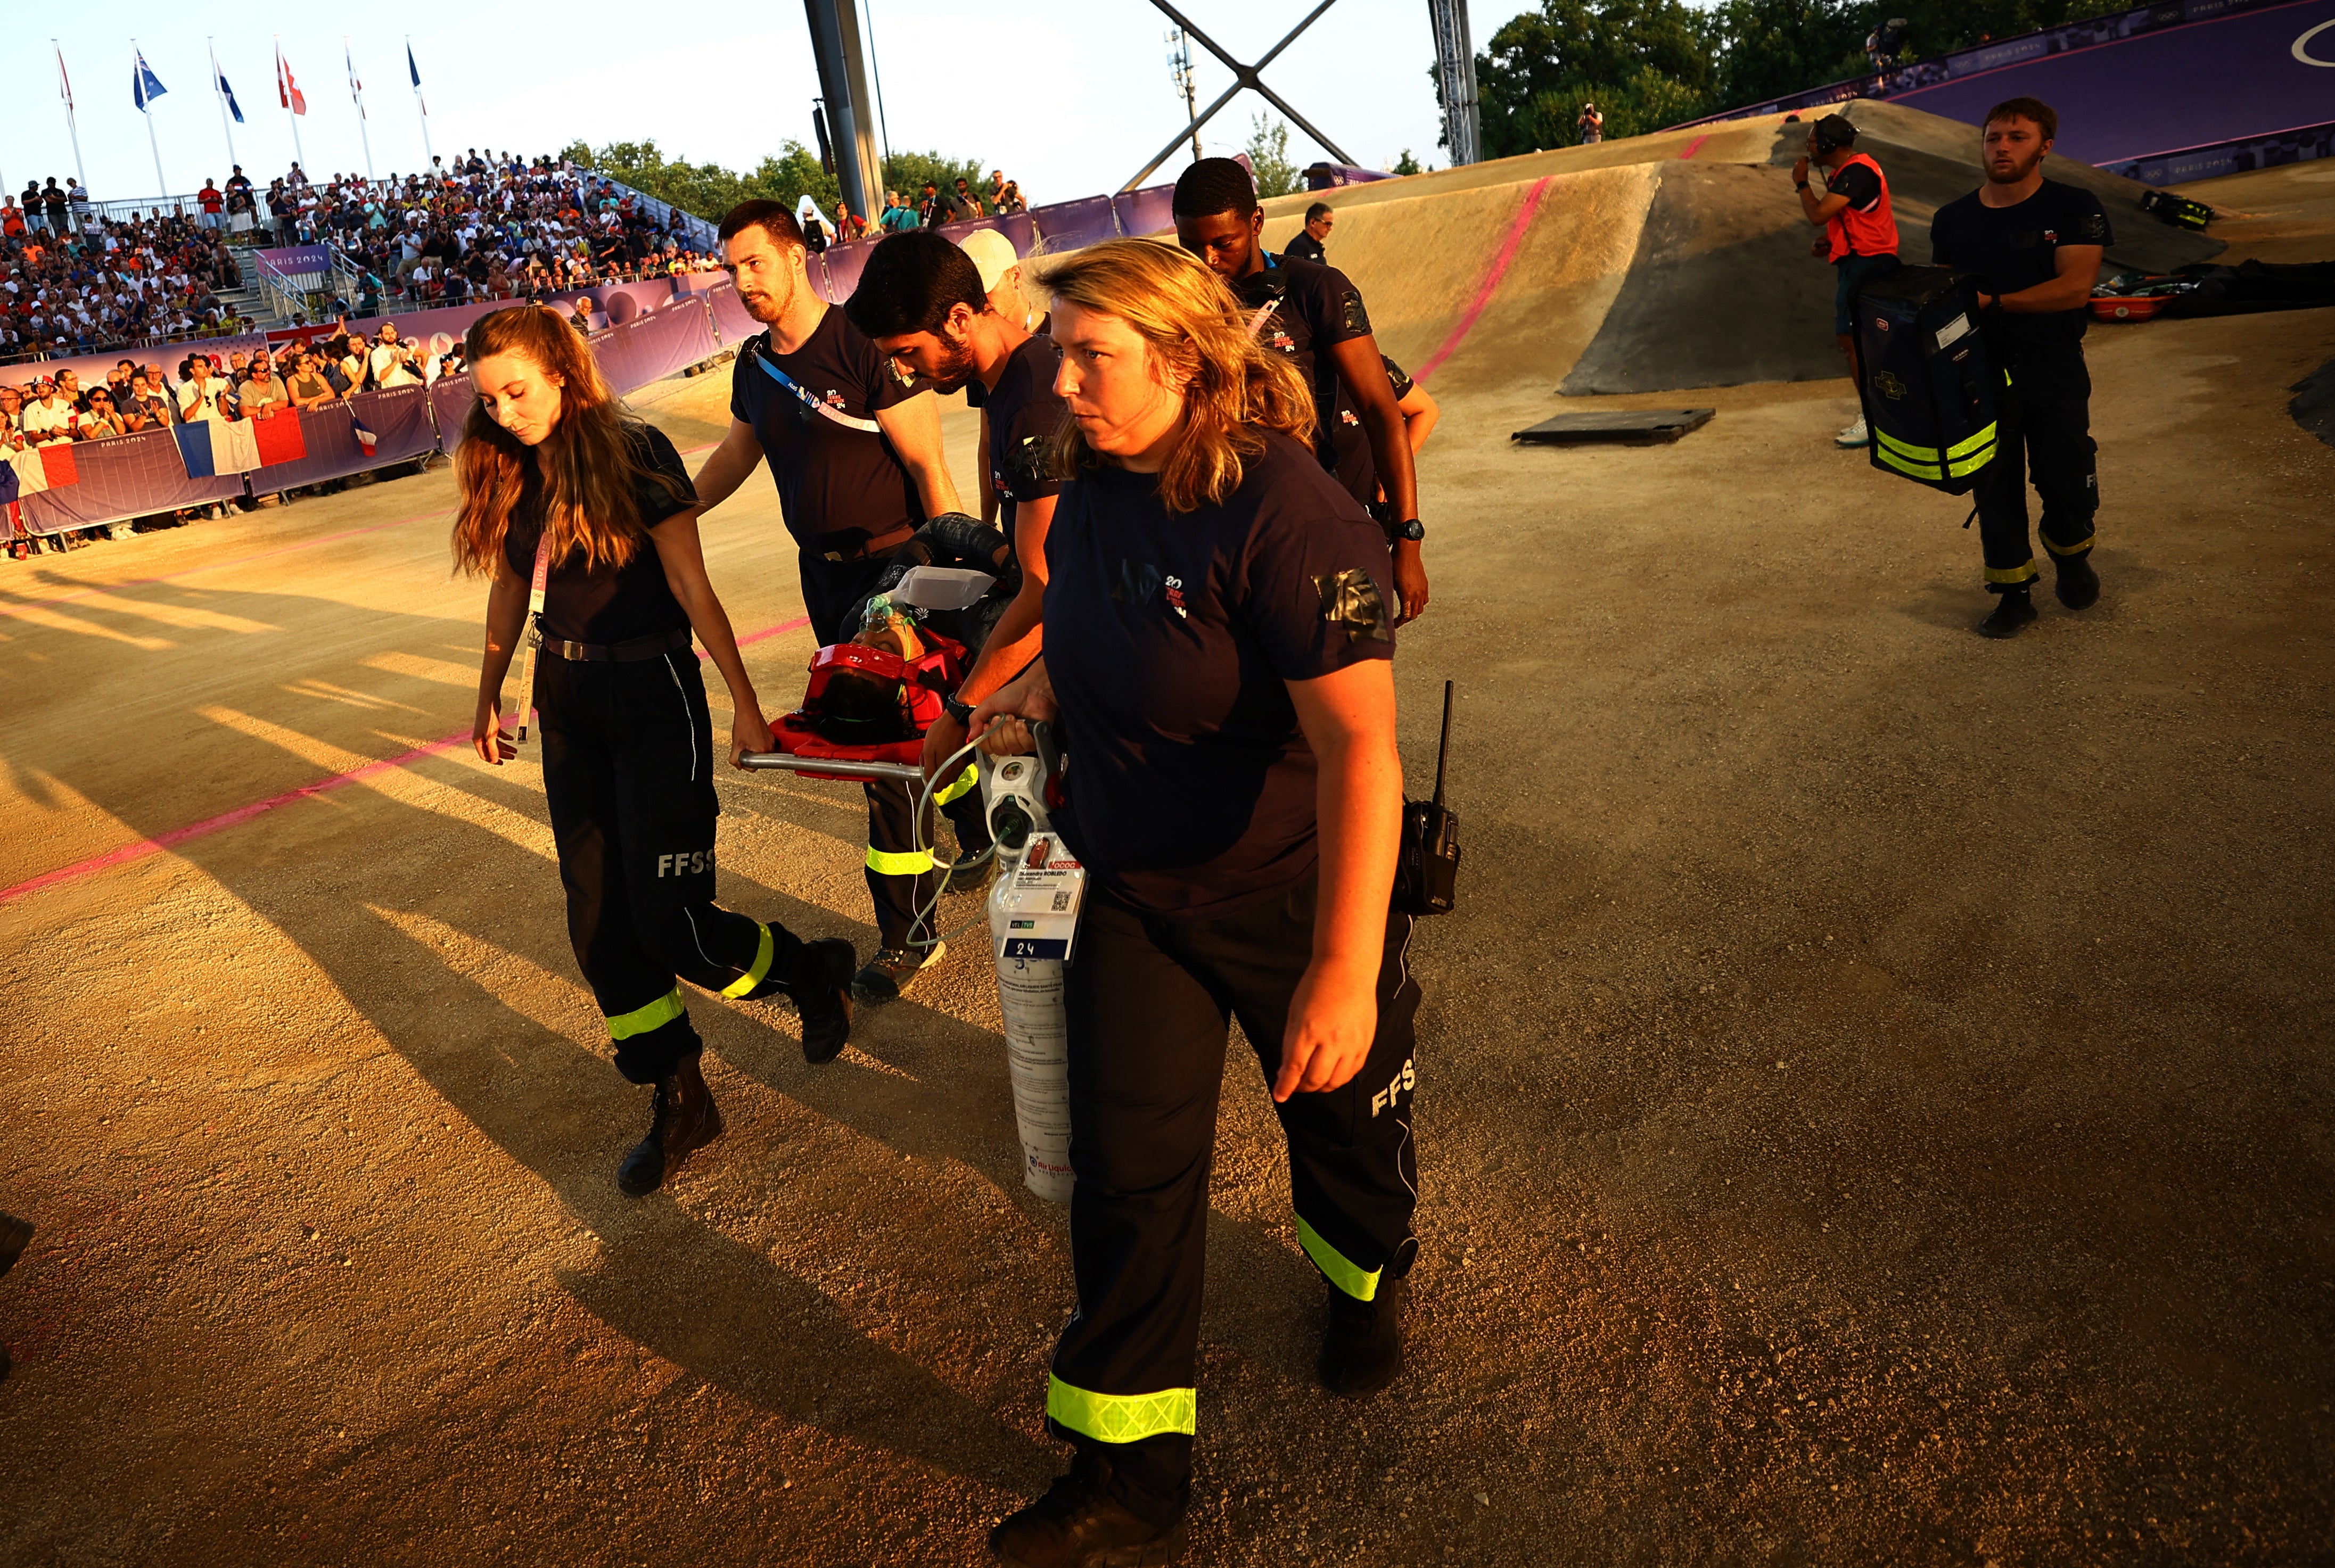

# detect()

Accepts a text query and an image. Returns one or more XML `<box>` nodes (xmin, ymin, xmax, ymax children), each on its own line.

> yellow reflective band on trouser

<box><xmin>720</xmin><ymin>922</ymin><xmax>776</xmax><ymax>999</ymax></box>
<box><xmin>2044</xmin><ymin>533</ymin><xmax>2096</xmax><ymax>557</ymax></box>
<box><xmin>1045</xmin><ymin>1375</ymin><xmax>1197</xmax><ymax>1443</ymax></box>
<box><xmin>934</xmin><ymin>764</ymin><xmax>979</xmax><ymax>806</ymax></box>
<box><xmin>1297</xmin><ymin>1214</ymin><xmax>1382</xmax><ymax>1302</ymax></box>
<box><xmin>1986</xmin><ymin>559</ymin><xmax>2040</xmax><ymax>585</ymax></box>
<box><xmin>607</xmin><ymin>987</ymin><xmax>686</xmax><ymax>1041</ymax></box>
<box><xmin>866</xmin><ymin>846</ymin><xmax>936</xmax><ymax>877</ymax></box>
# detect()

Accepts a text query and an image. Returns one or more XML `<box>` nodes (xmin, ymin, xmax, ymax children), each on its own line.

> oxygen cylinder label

<box><xmin>985</xmin><ymin>758</ymin><xmax>1076</xmax><ymax>1204</ymax></box>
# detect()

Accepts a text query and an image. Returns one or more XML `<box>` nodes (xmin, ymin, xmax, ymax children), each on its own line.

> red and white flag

<box><xmin>277</xmin><ymin>48</ymin><xmax>307</xmax><ymax>115</ymax></box>
<box><xmin>56</xmin><ymin>46</ymin><xmax>74</xmax><ymax>112</ymax></box>
<box><xmin>352</xmin><ymin>425</ymin><xmax>378</xmax><ymax>457</ymax></box>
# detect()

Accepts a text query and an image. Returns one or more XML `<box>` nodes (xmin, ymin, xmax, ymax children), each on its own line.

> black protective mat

<box><xmin>1512</xmin><ymin>409</ymin><xmax>1716</xmax><ymax>445</ymax></box>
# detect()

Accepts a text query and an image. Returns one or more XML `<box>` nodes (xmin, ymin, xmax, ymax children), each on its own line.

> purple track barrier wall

<box><xmin>937</xmin><ymin>212</ymin><xmax>1042</xmax><ymax>255</ymax></box>
<box><xmin>706</xmin><ymin>280</ymin><xmax>764</xmax><ymax>345</ymax></box>
<box><xmin>1680</xmin><ymin>0</ymin><xmax>2335</xmax><ymax>177</ymax></box>
<box><xmin>815</xmin><ymin>242</ymin><xmax>870</xmax><ymax>303</ymax></box>
<box><xmin>1886</xmin><ymin>0</ymin><xmax>2335</xmax><ymax>167</ymax></box>
<box><xmin>248</xmin><ymin>387</ymin><xmax>441</xmax><ymax>492</ymax></box>
<box><xmin>432</xmin><ymin>374</ymin><xmax>480</xmax><ymax>457</ymax></box>
<box><xmin>17</xmin><ymin>427</ymin><xmax>246</xmax><ymax>534</ymax></box>
<box><xmin>594</xmin><ymin>304</ymin><xmax>721</xmax><ymax>394</ymax></box>
<box><xmin>1031</xmin><ymin>196</ymin><xmax>1120</xmax><ymax>251</ymax></box>
<box><xmin>1110</xmin><ymin>186</ymin><xmax>1178</xmax><ymax>238</ymax></box>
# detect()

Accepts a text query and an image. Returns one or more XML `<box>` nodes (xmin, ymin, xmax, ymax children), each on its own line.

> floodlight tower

<box><xmin>1168</xmin><ymin>29</ymin><xmax>1202</xmax><ymax>163</ymax></box>
<box><xmin>1427</xmin><ymin>0</ymin><xmax>1482</xmax><ymax>166</ymax></box>
<box><xmin>802</xmin><ymin>0</ymin><xmax>883</xmax><ymax>220</ymax></box>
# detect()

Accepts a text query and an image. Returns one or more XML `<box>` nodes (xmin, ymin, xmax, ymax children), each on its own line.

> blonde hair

<box><xmin>1027</xmin><ymin>238</ymin><xmax>1314</xmax><ymax>514</ymax></box>
<box><xmin>449</xmin><ymin>305</ymin><xmax>689</xmax><ymax>575</ymax></box>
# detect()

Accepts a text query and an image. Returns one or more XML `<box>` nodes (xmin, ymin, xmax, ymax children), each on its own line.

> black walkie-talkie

<box><xmin>1394</xmin><ymin>681</ymin><xmax>1461</xmax><ymax>917</ymax></box>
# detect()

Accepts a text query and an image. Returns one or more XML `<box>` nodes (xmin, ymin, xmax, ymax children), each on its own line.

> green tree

<box><xmin>1393</xmin><ymin>149</ymin><xmax>1425</xmax><ymax>176</ymax></box>
<box><xmin>564</xmin><ymin>136</ymin><xmax>990</xmax><ymax>225</ymax></box>
<box><xmin>1246</xmin><ymin>114</ymin><xmax>1300</xmax><ymax>198</ymax></box>
<box><xmin>1695</xmin><ymin>0</ymin><xmax>1866</xmax><ymax>110</ymax></box>
<box><xmin>1474</xmin><ymin>0</ymin><xmax>1714</xmax><ymax>155</ymax></box>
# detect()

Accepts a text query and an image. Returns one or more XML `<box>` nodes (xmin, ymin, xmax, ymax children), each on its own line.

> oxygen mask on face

<box><xmin>852</xmin><ymin>593</ymin><xmax>927</xmax><ymax>662</ymax></box>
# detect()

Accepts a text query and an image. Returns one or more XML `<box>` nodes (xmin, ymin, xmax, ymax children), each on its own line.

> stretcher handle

<box><xmin>737</xmin><ymin>754</ymin><xmax>928</xmax><ymax>783</ymax></box>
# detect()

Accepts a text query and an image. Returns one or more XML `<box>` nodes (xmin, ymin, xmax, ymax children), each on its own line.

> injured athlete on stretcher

<box><xmin>742</xmin><ymin>511</ymin><xmax>1026</xmax><ymax>851</ymax></box>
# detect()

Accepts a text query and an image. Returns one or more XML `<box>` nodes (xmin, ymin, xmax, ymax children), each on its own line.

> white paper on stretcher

<box><xmin>889</xmin><ymin>566</ymin><xmax>997</xmax><ymax>610</ymax></box>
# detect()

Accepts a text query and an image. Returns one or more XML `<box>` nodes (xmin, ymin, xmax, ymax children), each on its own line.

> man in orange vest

<box><xmin>1795</xmin><ymin>114</ymin><xmax>1900</xmax><ymax>448</ymax></box>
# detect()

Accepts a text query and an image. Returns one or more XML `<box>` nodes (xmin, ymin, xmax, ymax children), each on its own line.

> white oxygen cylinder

<box><xmin>984</xmin><ymin>755</ymin><xmax>1075</xmax><ymax>1203</ymax></box>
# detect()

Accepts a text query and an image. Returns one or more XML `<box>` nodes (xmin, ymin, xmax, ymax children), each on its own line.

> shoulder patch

<box><xmin>1338</xmin><ymin>288</ymin><xmax>1373</xmax><ymax>338</ymax></box>
<box><xmin>1315</xmin><ymin>568</ymin><xmax>1390</xmax><ymax>643</ymax></box>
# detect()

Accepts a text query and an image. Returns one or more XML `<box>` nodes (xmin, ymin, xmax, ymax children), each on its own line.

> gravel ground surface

<box><xmin>1</xmin><ymin>295</ymin><xmax>2330</xmax><ymax>1565</ymax></box>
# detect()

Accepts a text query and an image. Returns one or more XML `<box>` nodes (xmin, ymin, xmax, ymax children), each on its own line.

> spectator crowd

<box><xmin>4</xmin><ymin>184</ymin><xmax>252</xmax><ymax>363</ymax></box>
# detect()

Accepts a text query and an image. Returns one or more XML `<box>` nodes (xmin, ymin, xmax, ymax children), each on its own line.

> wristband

<box><xmin>1795</xmin><ymin>180</ymin><xmax>1811</xmax><ymax>192</ymax></box>
<box><xmin>943</xmin><ymin>695</ymin><xmax>974</xmax><ymax>728</ymax></box>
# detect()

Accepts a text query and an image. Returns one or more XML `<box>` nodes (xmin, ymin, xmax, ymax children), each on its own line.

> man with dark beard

<box><xmin>1929</xmin><ymin>97</ymin><xmax>2110</xmax><ymax>639</ymax></box>
<box><xmin>690</xmin><ymin>200</ymin><xmax>968</xmax><ymax>998</ymax></box>
<box><xmin>842</xmin><ymin>230</ymin><xmax>1068</xmax><ymax>787</ymax></box>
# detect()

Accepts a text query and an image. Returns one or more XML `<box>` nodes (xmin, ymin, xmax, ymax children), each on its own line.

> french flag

<box><xmin>174</xmin><ymin>413</ymin><xmax>307</xmax><ymax>478</ymax></box>
<box><xmin>5</xmin><ymin>444</ymin><xmax>80</xmax><ymax>495</ymax></box>
<box><xmin>353</xmin><ymin>424</ymin><xmax>378</xmax><ymax>457</ymax></box>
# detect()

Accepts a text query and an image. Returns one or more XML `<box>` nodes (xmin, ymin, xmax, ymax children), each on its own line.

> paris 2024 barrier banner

<box><xmin>8</xmin><ymin>287</ymin><xmax>737</xmax><ymax>539</ymax></box>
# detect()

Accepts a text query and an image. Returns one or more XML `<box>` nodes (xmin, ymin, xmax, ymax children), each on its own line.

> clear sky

<box><xmin>9</xmin><ymin>0</ymin><xmax>1464</xmax><ymax>209</ymax></box>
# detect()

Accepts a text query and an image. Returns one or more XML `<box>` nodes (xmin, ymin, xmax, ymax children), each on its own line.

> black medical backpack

<box><xmin>1851</xmin><ymin>266</ymin><xmax>2002</xmax><ymax>495</ymax></box>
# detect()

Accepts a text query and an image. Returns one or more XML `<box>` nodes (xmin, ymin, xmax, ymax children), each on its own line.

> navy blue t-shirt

<box><xmin>982</xmin><ymin>332</ymin><xmax>1068</xmax><ymax>540</ymax></box>
<box><xmin>1930</xmin><ymin>179</ymin><xmax>2113</xmax><ymax>354</ymax></box>
<box><xmin>1046</xmin><ymin>430</ymin><xmax>1396</xmax><ymax>918</ymax></box>
<box><xmin>1231</xmin><ymin>254</ymin><xmax>1378</xmax><ymax>507</ymax></box>
<box><xmin>728</xmin><ymin>305</ymin><xmax>920</xmax><ymax>549</ymax></box>
<box><xmin>501</xmin><ymin>422</ymin><xmax>696</xmax><ymax>645</ymax></box>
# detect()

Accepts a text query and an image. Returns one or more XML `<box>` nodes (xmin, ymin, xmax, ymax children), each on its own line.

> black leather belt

<box><xmin>540</xmin><ymin>625</ymin><xmax>694</xmax><ymax>662</ymax></box>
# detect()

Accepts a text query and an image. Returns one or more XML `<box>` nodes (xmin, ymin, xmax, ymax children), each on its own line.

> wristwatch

<box><xmin>1389</xmin><ymin>518</ymin><xmax>1426</xmax><ymax>543</ymax></box>
<box><xmin>943</xmin><ymin>695</ymin><xmax>975</xmax><ymax>728</ymax></box>
<box><xmin>1795</xmin><ymin>179</ymin><xmax>1812</xmax><ymax>191</ymax></box>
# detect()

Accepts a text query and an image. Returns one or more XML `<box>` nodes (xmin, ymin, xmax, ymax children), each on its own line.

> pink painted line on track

<box><xmin>1679</xmin><ymin>133</ymin><xmax>1712</xmax><ymax>159</ymax></box>
<box><xmin>1414</xmin><ymin>176</ymin><xmax>1554</xmax><ymax>384</ymax></box>
<box><xmin>0</xmin><ymin>507</ymin><xmax>454</xmax><ymax>618</ymax></box>
<box><xmin>0</xmin><ymin>614</ymin><xmax>814</xmax><ymax>908</ymax></box>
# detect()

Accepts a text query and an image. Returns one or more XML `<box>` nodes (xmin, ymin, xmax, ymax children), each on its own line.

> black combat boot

<box><xmin>1976</xmin><ymin>587</ymin><xmax>2038</xmax><ymax>639</ymax></box>
<box><xmin>2053</xmin><ymin>550</ymin><xmax>2100</xmax><ymax>609</ymax></box>
<box><xmin>1319</xmin><ymin>1275</ymin><xmax>1407</xmax><ymax>1396</ymax></box>
<box><xmin>787</xmin><ymin>937</ymin><xmax>857</xmax><ymax>1064</ymax></box>
<box><xmin>615</xmin><ymin>1057</ymin><xmax>723</xmax><ymax>1197</ymax></box>
<box><xmin>990</xmin><ymin>1449</ymin><xmax>1188</xmax><ymax>1567</ymax></box>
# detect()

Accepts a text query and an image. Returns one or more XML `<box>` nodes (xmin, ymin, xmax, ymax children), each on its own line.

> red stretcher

<box><xmin>737</xmin><ymin>633</ymin><xmax>971</xmax><ymax>785</ymax></box>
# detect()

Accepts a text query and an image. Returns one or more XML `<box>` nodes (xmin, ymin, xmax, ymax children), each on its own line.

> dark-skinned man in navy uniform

<box><xmin>1171</xmin><ymin>158</ymin><xmax>1429</xmax><ymax>624</ymax></box>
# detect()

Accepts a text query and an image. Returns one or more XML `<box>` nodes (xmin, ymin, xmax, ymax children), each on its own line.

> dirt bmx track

<box><xmin>3</xmin><ymin>125</ymin><xmax>2333</xmax><ymax>1566</ymax></box>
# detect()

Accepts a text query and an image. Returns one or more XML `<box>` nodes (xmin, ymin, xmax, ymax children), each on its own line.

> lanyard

<box><xmin>512</xmin><ymin>530</ymin><xmax>553</xmax><ymax>746</ymax></box>
<box><xmin>1243</xmin><ymin>257</ymin><xmax>1284</xmax><ymax>337</ymax></box>
<box><xmin>754</xmin><ymin>344</ymin><xmax>882</xmax><ymax>433</ymax></box>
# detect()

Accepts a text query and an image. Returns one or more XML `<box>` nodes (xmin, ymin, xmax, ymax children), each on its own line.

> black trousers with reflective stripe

<box><xmin>1975</xmin><ymin>345</ymin><xmax>2099</xmax><ymax>591</ymax></box>
<box><xmin>1052</xmin><ymin>870</ymin><xmax>1421</xmax><ymax>1521</ymax></box>
<box><xmin>538</xmin><ymin>649</ymin><xmax>803</xmax><ymax>1083</ymax></box>
<box><xmin>799</xmin><ymin>549</ymin><xmax>992</xmax><ymax>952</ymax></box>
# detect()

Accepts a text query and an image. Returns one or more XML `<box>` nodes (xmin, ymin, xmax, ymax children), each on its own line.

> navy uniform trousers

<box><xmin>1047</xmin><ymin>869</ymin><xmax>1422</xmax><ymax>1523</ymax></box>
<box><xmin>538</xmin><ymin>646</ymin><xmax>800</xmax><ymax>1081</ymax></box>
<box><xmin>798</xmin><ymin>549</ymin><xmax>989</xmax><ymax>952</ymax></box>
<box><xmin>1975</xmin><ymin>343</ymin><xmax>2099</xmax><ymax>592</ymax></box>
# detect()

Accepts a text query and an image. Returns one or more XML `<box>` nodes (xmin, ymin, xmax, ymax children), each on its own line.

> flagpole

<box><xmin>408</xmin><ymin>38</ymin><xmax>435</xmax><ymax>171</ymax></box>
<box><xmin>135</xmin><ymin>44</ymin><xmax>168</xmax><ymax>195</ymax></box>
<box><xmin>55</xmin><ymin>41</ymin><xmax>88</xmax><ymax>191</ymax></box>
<box><xmin>210</xmin><ymin>40</ymin><xmax>240</xmax><ymax>170</ymax></box>
<box><xmin>348</xmin><ymin>40</ymin><xmax>374</xmax><ymax>181</ymax></box>
<box><xmin>278</xmin><ymin>39</ymin><xmax>307</xmax><ymax>174</ymax></box>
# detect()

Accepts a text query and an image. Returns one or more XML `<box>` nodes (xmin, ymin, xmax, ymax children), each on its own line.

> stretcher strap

<box><xmin>513</xmin><ymin>531</ymin><xmax>552</xmax><ymax>745</ymax></box>
<box><xmin>866</xmin><ymin>846</ymin><xmax>936</xmax><ymax>878</ymax></box>
<box><xmin>1045</xmin><ymin>1375</ymin><xmax>1197</xmax><ymax>1443</ymax></box>
<box><xmin>607</xmin><ymin>987</ymin><xmax>686</xmax><ymax>1041</ymax></box>
<box><xmin>1297</xmin><ymin>1214</ymin><xmax>1382</xmax><ymax>1302</ymax></box>
<box><xmin>720</xmin><ymin>922</ymin><xmax>777</xmax><ymax>999</ymax></box>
